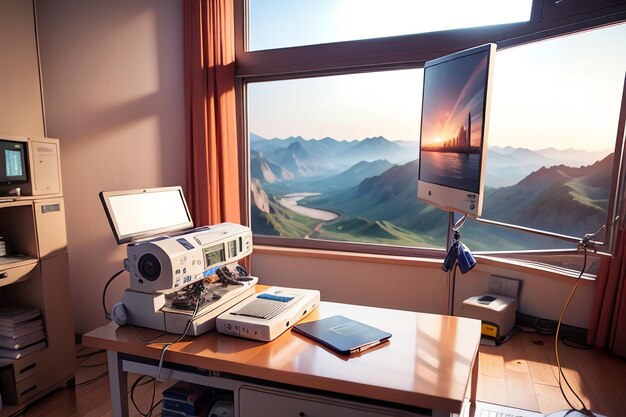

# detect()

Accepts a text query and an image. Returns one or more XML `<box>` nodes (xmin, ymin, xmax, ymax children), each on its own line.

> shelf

<box><xmin>0</xmin><ymin>257</ymin><xmax>37</xmax><ymax>288</ymax></box>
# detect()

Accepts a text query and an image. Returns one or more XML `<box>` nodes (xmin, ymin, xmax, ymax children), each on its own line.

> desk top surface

<box><xmin>84</xmin><ymin>299</ymin><xmax>481</xmax><ymax>413</ymax></box>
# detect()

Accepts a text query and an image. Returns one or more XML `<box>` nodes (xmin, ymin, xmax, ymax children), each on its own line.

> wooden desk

<box><xmin>83</xmin><ymin>301</ymin><xmax>481</xmax><ymax>417</ymax></box>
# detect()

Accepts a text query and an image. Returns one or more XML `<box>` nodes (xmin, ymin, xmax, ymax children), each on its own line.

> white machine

<box><xmin>216</xmin><ymin>287</ymin><xmax>320</xmax><ymax>342</ymax></box>
<box><xmin>100</xmin><ymin>186</ymin><xmax>257</xmax><ymax>336</ymax></box>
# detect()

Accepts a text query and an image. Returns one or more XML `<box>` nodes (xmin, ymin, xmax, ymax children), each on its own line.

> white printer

<box><xmin>460</xmin><ymin>276</ymin><xmax>520</xmax><ymax>344</ymax></box>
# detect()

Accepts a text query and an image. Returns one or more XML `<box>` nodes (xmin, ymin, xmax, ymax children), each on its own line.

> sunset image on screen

<box><xmin>419</xmin><ymin>50</ymin><xmax>490</xmax><ymax>193</ymax></box>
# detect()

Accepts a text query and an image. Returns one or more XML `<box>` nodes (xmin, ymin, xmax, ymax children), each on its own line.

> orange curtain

<box><xmin>183</xmin><ymin>0</ymin><xmax>241</xmax><ymax>226</ymax></box>
<box><xmin>588</xmin><ymin>226</ymin><xmax>626</xmax><ymax>356</ymax></box>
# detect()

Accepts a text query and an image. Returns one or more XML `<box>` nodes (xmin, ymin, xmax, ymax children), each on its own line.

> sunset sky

<box><xmin>247</xmin><ymin>3</ymin><xmax>626</xmax><ymax>152</ymax></box>
<box><xmin>421</xmin><ymin>50</ymin><xmax>489</xmax><ymax>148</ymax></box>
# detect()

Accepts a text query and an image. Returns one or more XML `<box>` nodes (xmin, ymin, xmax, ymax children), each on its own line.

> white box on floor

<box><xmin>461</xmin><ymin>294</ymin><xmax>517</xmax><ymax>339</ymax></box>
<box><xmin>460</xmin><ymin>276</ymin><xmax>520</xmax><ymax>341</ymax></box>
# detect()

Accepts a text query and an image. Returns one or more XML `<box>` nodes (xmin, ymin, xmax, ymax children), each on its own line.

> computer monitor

<box><xmin>417</xmin><ymin>43</ymin><xmax>496</xmax><ymax>217</ymax></box>
<box><xmin>0</xmin><ymin>139</ymin><xmax>28</xmax><ymax>185</ymax></box>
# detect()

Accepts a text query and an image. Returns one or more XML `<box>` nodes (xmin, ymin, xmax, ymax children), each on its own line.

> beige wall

<box><xmin>252</xmin><ymin>252</ymin><xmax>596</xmax><ymax>329</ymax></box>
<box><xmin>36</xmin><ymin>0</ymin><xmax>185</xmax><ymax>333</ymax></box>
<box><xmin>0</xmin><ymin>0</ymin><xmax>44</xmax><ymax>138</ymax></box>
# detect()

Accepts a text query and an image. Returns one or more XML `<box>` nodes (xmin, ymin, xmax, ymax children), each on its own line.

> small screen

<box><xmin>5</xmin><ymin>150</ymin><xmax>23</xmax><ymax>177</ymax></box>
<box><xmin>204</xmin><ymin>243</ymin><xmax>225</xmax><ymax>266</ymax></box>
<box><xmin>0</xmin><ymin>140</ymin><xmax>28</xmax><ymax>184</ymax></box>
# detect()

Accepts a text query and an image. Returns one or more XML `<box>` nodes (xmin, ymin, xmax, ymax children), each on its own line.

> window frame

<box><xmin>234</xmin><ymin>0</ymin><xmax>626</xmax><ymax>265</ymax></box>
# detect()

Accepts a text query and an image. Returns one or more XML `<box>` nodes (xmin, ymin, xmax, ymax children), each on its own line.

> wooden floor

<box><xmin>5</xmin><ymin>331</ymin><xmax>626</xmax><ymax>417</ymax></box>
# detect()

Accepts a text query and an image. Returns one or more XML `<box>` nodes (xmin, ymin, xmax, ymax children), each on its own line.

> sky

<box><xmin>247</xmin><ymin>2</ymin><xmax>626</xmax><ymax>152</ymax></box>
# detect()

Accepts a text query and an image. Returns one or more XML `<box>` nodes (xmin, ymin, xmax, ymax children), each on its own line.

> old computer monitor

<box><xmin>418</xmin><ymin>43</ymin><xmax>496</xmax><ymax>217</ymax></box>
<box><xmin>0</xmin><ymin>139</ymin><xmax>28</xmax><ymax>186</ymax></box>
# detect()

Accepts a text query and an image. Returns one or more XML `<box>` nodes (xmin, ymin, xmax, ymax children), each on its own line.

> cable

<box><xmin>130</xmin><ymin>375</ymin><xmax>164</xmax><ymax>417</ymax></box>
<box><xmin>128</xmin><ymin>322</ymin><xmax>168</xmax><ymax>342</ymax></box>
<box><xmin>102</xmin><ymin>269</ymin><xmax>126</xmax><ymax>320</ymax></box>
<box><xmin>130</xmin><ymin>283</ymin><xmax>207</xmax><ymax>417</ymax></box>
<box><xmin>77</xmin><ymin>348</ymin><xmax>106</xmax><ymax>359</ymax></box>
<box><xmin>553</xmin><ymin>247</ymin><xmax>596</xmax><ymax>416</ymax></box>
<box><xmin>449</xmin><ymin>263</ymin><xmax>458</xmax><ymax>315</ymax></box>
<box><xmin>129</xmin><ymin>375</ymin><xmax>164</xmax><ymax>417</ymax></box>
<box><xmin>74</xmin><ymin>370</ymin><xmax>110</xmax><ymax>388</ymax></box>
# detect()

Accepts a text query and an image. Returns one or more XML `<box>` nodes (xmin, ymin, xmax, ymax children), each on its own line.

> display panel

<box><xmin>99</xmin><ymin>186</ymin><xmax>193</xmax><ymax>244</ymax></box>
<box><xmin>418</xmin><ymin>43</ymin><xmax>495</xmax><ymax>217</ymax></box>
<box><xmin>0</xmin><ymin>139</ymin><xmax>28</xmax><ymax>184</ymax></box>
<box><xmin>204</xmin><ymin>243</ymin><xmax>226</xmax><ymax>266</ymax></box>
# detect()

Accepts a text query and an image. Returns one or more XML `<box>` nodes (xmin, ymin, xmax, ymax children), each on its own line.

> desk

<box><xmin>83</xmin><ymin>301</ymin><xmax>481</xmax><ymax>417</ymax></box>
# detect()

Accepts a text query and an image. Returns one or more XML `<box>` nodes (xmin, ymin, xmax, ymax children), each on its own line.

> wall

<box><xmin>0</xmin><ymin>0</ymin><xmax>44</xmax><ymax>138</ymax></box>
<box><xmin>35</xmin><ymin>0</ymin><xmax>185</xmax><ymax>334</ymax></box>
<box><xmin>252</xmin><ymin>251</ymin><xmax>596</xmax><ymax>329</ymax></box>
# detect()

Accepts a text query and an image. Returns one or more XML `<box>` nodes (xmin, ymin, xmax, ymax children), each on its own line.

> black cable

<box><xmin>131</xmin><ymin>284</ymin><xmax>206</xmax><ymax>417</ymax></box>
<box><xmin>76</xmin><ymin>348</ymin><xmax>106</xmax><ymax>359</ymax></box>
<box><xmin>102</xmin><ymin>269</ymin><xmax>126</xmax><ymax>320</ymax></box>
<box><xmin>7</xmin><ymin>407</ymin><xmax>27</xmax><ymax>417</ymax></box>
<box><xmin>130</xmin><ymin>375</ymin><xmax>163</xmax><ymax>417</ymax></box>
<box><xmin>450</xmin><ymin>263</ymin><xmax>458</xmax><ymax>315</ymax></box>
<box><xmin>127</xmin><ymin>322</ymin><xmax>168</xmax><ymax>342</ymax></box>
<box><xmin>78</xmin><ymin>361</ymin><xmax>108</xmax><ymax>368</ymax></box>
<box><xmin>73</xmin><ymin>370</ymin><xmax>110</xmax><ymax>388</ymax></box>
<box><xmin>561</xmin><ymin>337</ymin><xmax>593</xmax><ymax>350</ymax></box>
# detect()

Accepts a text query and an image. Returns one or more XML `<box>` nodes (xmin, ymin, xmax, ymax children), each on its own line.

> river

<box><xmin>278</xmin><ymin>193</ymin><xmax>339</xmax><ymax>221</ymax></box>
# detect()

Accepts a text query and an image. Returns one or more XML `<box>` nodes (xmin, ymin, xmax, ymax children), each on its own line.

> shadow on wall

<box><xmin>36</xmin><ymin>0</ymin><xmax>185</xmax><ymax>333</ymax></box>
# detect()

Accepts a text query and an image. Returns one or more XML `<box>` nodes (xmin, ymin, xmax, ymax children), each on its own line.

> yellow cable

<box><xmin>553</xmin><ymin>248</ymin><xmax>592</xmax><ymax>414</ymax></box>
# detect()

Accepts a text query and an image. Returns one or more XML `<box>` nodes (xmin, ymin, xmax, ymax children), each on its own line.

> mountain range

<box><xmin>250</xmin><ymin>132</ymin><xmax>614</xmax><ymax>250</ymax></box>
<box><xmin>251</xmin><ymin>133</ymin><xmax>610</xmax><ymax>189</ymax></box>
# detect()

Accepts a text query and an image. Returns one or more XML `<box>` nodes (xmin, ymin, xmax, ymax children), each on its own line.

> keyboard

<box><xmin>231</xmin><ymin>298</ymin><xmax>291</xmax><ymax>320</ymax></box>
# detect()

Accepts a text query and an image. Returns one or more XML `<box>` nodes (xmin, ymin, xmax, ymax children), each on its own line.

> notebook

<box><xmin>293</xmin><ymin>315</ymin><xmax>391</xmax><ymax>355</ymax></box>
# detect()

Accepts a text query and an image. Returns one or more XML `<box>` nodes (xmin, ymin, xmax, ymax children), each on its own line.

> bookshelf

<box><xmin>0</xmin><ymin>191</ymin><xmax>75</xmax><ymax>414</ymax></box>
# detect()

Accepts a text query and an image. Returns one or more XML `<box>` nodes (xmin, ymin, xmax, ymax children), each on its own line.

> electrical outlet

<box><xmin>488</xmin><ymin>275</ymin><xmax>520</xmax><ymax>298</ymax></box>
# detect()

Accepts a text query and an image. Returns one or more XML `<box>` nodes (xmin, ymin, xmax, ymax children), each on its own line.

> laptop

<box><xmin>293</xmin><ymin>315</ymin><xmax>391</xmax><ymax>355</ymax></box>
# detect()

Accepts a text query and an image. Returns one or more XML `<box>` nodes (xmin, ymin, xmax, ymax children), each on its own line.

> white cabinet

<box><xmin>0</xmin><ymin>198</ymin><xmax>75</xmax><ymax>415</ymax></box>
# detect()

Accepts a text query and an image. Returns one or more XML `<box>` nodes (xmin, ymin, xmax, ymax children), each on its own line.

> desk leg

<box><xmin>107</xmin><ymin>350</ymin><xmax>129</xmax><ymax>417</ymax></box>
<box><xmin>468</xmin><ymin>351</ymin><xmax>479</xmax><ymax>417</ymax></box>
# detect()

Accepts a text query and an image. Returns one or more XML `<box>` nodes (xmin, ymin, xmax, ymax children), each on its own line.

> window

<box><xmin>248</xmin><ymin>0</ymin><xmax>532</xmax><ymax>51</ymax></box>
<box><xmin>237</xmin><ymin>0</ymin><xmax>626</xmax><ymax>259</ymax></box>
<box><xmin>461</xmin><ymin>24</ymin><xmax>626</xmax><ymax>252</ymax></box>
<box><xmin>248</xmin><ymin>70</ymin><xmax>448</xmax><ymax>249</ymax></box>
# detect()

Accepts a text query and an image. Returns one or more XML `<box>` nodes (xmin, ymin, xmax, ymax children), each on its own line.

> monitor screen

<box><xmin>0</xmin><ymin>139</ymin><xmax>28</xmax><ymax>184</ymax></box>
<box><xmin>418</xmin><ymin>43</ymin><xmax>495</xmax><ymax>217</ymax></box>
<box><xmin>99</xmin><ymin>186</ymin><xmax>193</xmax><ymax>244</ymax></box>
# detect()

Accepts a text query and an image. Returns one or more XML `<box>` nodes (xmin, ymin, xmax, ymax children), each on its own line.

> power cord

<box><xmin>102</xmin><ymin>269</ymin><xmax>126</xmax><ymax>320</ymax></box>
<box><xmin>130</xmin><ymin>375</ymin><xmax>163</xmax><ymax>417</ymax></box>
<box><xmin>132</xmin><ymin>283</ymin><xmax>207</xmax><ymax>417</ymax></box>
<box><xmin>553</xmin><ymin>246</ymin><xmax>596</xmax><ymax>416</ymax></box>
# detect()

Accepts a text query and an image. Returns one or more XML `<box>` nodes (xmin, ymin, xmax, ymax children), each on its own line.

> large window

<box><xmin>238</xmin><ymin>0</ymin><xmax>626</xmax><ymax>259</ymax></box>
<box><xmin>248</xmin><ymin>70</ymin><xmax>450</xmax><ymax>249</ymax></box>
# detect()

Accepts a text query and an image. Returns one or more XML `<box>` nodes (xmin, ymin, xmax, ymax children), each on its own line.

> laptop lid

<box><xmin>99</xmin><ymin>186</ymin><xmax>193</xmax><ymax>245</ymax></box>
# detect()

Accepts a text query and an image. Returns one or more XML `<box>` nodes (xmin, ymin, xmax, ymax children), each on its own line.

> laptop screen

<box><xmin>99</xmin><ymin>186</ymin><xmax>193</xmax><ymax>244</ymax></box>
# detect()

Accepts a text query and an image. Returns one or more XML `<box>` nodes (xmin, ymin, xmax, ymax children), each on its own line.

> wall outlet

<box><xmin>488</xmin><ymin>275</ymin><xmax>520</xmax><ymax>298</ymax></box>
